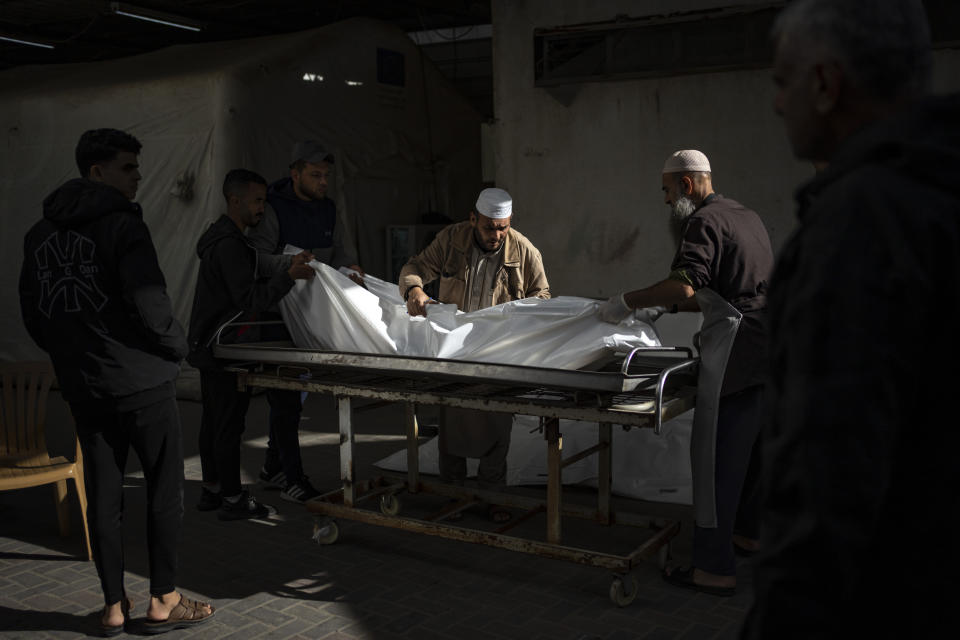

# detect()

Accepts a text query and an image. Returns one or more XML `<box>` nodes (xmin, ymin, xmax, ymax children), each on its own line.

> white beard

<box><xmin>670</xmin><ymin>196</ymin><xmax>697</xmax><ymax>223</ymax></box>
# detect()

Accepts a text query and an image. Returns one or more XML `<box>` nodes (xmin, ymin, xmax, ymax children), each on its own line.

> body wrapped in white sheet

<box><xmin>277</xmin><ymin>260</ymin><xmax>693</xmax><ymax>505</ymax></box>
<box><xmin>279</xmin><ymin>261</ymin><xmax>661</xmax><ymax>367</ymax></box>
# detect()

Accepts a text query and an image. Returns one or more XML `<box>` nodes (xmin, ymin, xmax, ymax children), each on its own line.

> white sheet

<box><xmin>278</xmin><ymin>260</ymin><xmax>693</xmax><ymax>505</ymax></box>
<box><xmin>279</xmin><ymin>261</ymin><xmax>661</xmax><ymax>368</ymax></box>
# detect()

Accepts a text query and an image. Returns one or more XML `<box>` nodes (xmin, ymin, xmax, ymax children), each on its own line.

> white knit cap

<box><xmin>662</xmin><ymin>149</ymin><xmax>711</xmax><ymax>174</ymax></box>
<box><xmin>475</xmin><ymin>187</ymin><xmax>512</xmax><ymax>219</ymax></box>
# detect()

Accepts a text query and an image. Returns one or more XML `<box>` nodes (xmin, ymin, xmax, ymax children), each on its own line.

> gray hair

<box><xmin>772</xmin><ymin>0</ymin><xmax>932</xmax><ymax>101</ymax></box>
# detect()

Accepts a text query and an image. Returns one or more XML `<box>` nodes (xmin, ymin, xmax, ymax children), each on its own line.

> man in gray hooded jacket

<box><xmin>187</xmin><ymin>169</ymin><xmax>314</xmax><ymax>521</ymax></box>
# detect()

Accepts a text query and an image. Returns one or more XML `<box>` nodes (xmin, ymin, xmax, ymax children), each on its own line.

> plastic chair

<box><xmin>0</xmin><ymin>361</ymin><xmax>92</xmax><ymax>560</ymax></box>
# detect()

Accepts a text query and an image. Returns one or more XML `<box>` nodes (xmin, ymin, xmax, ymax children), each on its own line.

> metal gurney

<box><xmin>214</xmin><ymin>338</ymin><xmax>697</xmax><ymax>607</ymax></box>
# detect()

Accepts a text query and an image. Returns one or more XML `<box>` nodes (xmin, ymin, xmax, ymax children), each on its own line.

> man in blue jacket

<box><xmin>246</xmin><ymin>141</ymin><xmax>363</xmax><ymax>503</ymax></box>
<box><xmin>187</xmin><ymin>169</ymin><xmax>315</xmax><ymax>520</ymax></box>
<box><xmin>19</xmin><ymin>128</ymin><xmax>214</xmax><ymax>634</ymax></box>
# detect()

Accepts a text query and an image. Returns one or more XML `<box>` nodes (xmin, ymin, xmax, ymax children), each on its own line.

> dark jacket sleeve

<box><xmin>19</xmin><ymin>233</ymin><xmax>48</xmax><ymax>352</ymax></box>
<box><xmin>215</xmin><ymin>234</ymin><xmax>295</xmax><ymax>313</ymax></box>
<box><xmin>669</xmin><ymin>214</ymin><xmax>719</xmax><ymax>290</ymax></box>
<box><xmin>115</xmin><ymin>214</ymin><xmax>188</xmax><ymax>362</ymax></box>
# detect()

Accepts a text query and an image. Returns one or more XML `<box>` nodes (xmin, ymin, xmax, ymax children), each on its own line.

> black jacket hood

<box><xmin>43</xmin><ymin>178</ymin><xmax>138</xmax><ymax>227</ymax></box>
<box><xmin>798</xmin><ymin>93</ymin><xmax>960</xmax><ymax>214</ymax></box>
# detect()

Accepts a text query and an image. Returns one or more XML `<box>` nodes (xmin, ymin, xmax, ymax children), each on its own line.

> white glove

<box><xmin>598</xmin><ymin>293</ymin><xmax>633</xmax><ymax>323</ymax></box>
<box><xmin>636</xmin><ymin>306</ymin><xmax>667</xmax><ymax>323</ymax></box>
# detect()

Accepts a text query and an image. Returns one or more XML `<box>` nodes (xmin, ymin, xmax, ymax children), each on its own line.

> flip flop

<box><xmin>662</xmin><ymin>566</ymin><xmax>735</xmax><ymax>597</ymax></box>
<box><xmin>143</xmin><ymin>595</ymin><xmax>215</xmax><ymax>635</ymax></box>
<box><xmin>488</xmin><ymin>505</ymin><xmax>511</xmax><ymax>524</ymax></box>
<box><xmin>101</xmin><ymin>596</ymin><xmax>133</xmax><ymax>637</ymax></box>
<box><xmin>734</xmin><ymin>543</ymin><xmax>758</xmax><ymax>558</ymax></box>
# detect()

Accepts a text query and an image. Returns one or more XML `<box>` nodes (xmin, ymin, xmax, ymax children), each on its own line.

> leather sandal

<box><xmin>101</xmin><ymin>596</ymin><xmax>133</xmax><ymax>637</ymax></box>
<box><xmin>143</xmin><ymin>595</ymin><xmax>215</xmax><ymax>635</ymax></box>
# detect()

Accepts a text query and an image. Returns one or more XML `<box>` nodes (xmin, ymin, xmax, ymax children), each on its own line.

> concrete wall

<box><xmin>491</xmin><ymin>0</ymin><xmax>960</xmax><ymax>298</ymax></box>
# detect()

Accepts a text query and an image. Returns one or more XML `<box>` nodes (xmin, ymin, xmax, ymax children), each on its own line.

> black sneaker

<box><xmin>196</xmin><ymin>487</ymin><xmax>222</xmax><ymax>512</ymax></box>
<box><xmin>280</xmin><ymin>476</ymin><xmax>322</xmax><ymax>504</ymax></box>
<box><xmin>218</xmin><ymin>491</ymin><xmax>272</xmax><ymax>521</ymax></box>
<box><xmin>259</xmin><ymin>465</ymin><xmax>287</xmax><ymax>490</ymax></box>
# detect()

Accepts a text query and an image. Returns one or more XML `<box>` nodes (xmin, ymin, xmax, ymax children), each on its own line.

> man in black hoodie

<box><xmin>19</xmin><ymin>128</ymin><xmax>214</xmax><ymax>634</ymax></box>
<box><xmin>742</xmin><ymin>1</ymin><xmax>959</xmax><ymax>637</ymax></box>
<box><xmin>187</xmin><ymin>169</ymin><xmax>315</xmax><ymax>521</ymax></box>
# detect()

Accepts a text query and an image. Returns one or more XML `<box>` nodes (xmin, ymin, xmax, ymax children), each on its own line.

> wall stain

<box><xmin>603</xmin><ymin>227</ymin><xmax>641</xmax><ymax>264</ymax></box>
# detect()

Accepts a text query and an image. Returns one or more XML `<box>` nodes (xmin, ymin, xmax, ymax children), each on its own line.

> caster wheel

<box><xmin>380</xmin><ymin>494</ymin><xmax>400</xmax><ymax>516</ymax></box>
<box><xmin>609</xmin><ymin>575</ymin><xmax>638</xmax><ymax>607</ymax></box>
<box><xmin>312</xmin><ymin>519</ymin><xmax>339</xmax><ymax>545</ymax></box>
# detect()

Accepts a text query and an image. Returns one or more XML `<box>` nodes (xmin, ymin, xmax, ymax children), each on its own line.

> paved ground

<box><xmin>0</xmin><ymin>387</ymin><xmax>752</xmax><ymax>639</ymax></box>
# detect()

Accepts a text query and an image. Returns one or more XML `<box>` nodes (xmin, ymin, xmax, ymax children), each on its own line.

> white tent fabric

<box><xmin>0</xmin><ymin>18</ymin><xmax>480</xmax><ymax>362</ymax></box>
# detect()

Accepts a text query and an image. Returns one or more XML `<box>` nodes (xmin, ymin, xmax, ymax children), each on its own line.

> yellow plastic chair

<box><xmin>0</xmin><ymin>361</ymin><xmax>92</xmax><ymax>560</ymax></box>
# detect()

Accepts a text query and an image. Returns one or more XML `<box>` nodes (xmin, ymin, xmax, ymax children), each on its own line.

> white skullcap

<box><xmin>475</xmin><ymin>187</ymin><xmax>512</xmax><ymax>219</ymax></box>
<box><xmin>662</xmin><ymin>149</ymin><xmax>711</xmax><ymax>174</ymax></box>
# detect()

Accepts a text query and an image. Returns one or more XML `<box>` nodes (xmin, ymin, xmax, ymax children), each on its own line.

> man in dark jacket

<box><xmin>187</xmin><ymin>169</ymin><xmax>315</xmax><ymax>521</ymax></box>
<box><xmin>599</xmin><ymin>150</ymin><xmax>773</xmax><ymax>596</ymax></box>
<box><xmin>245</xmin><ymin>141</ymin><xmax>364</xmax><ymax>504</ymax></box>
<box><xmin>19</xmin><ymin>128</ymin><xmax>213</xmax><ymax>633</ymax></box>
<box><xmin>741</xmin><ymin>1</ymin><xmax>958</xmax><ymax>637</ymax></box>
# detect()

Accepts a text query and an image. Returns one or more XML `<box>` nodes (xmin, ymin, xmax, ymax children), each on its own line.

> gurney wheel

<box><xmin>312</xmin><ymin>519</ymin><xmax>339</xmax><ymax>545</ymax></box>
<box><xmin>609</xmin><ymin>575</ymin><xmax>638</xmax><ymax>607</ymax></box>
<box><xmin>380</xmin><ymin>494</ymin><xmax>400</xmax><ymax>516</ymax></box>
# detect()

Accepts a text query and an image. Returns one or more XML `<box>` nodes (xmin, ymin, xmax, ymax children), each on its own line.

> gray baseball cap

<box><xmin>290</xmin><ymin>140</ymin><xmax>334</xmax><ymax>166</ymax></box>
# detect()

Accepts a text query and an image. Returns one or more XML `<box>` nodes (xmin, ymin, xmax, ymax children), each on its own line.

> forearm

<box><xmin>257</xmin><ymin>251</ymin><xmax>292</xmax><ymax>277</ymax></box>
<box><xmin>622</xmin><ymin>278</ymin><xmax>695</xmax><ymax>310</ymax></box>
<box><xmin>398</xmin><ymin>264</ymin><xmax>430</xmax><ymax>299</ymax></box>
<box><xmin>237</xmin><ymin>271</ymin><xmax>295</xmax><ymax>313</ymax></box>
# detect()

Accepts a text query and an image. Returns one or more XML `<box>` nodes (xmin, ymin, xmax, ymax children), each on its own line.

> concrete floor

<box><xmin>0</xmin><ymin>386</ymin><xmax>752</xmax><ymax>639</ymax></box>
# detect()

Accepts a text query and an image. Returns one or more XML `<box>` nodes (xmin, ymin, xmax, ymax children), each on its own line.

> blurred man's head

<box><xmin>289</xmin><ymin>140</ymin><xmax>334</xmax><ymax>201</ymax></box>
<box><xmin>469</xmin><ymin>188</ymin><xmax>512</xmax><ymax>252</ymax></box>
<box><xmin>771</xmin><ymin>0</ymin><xmax>932</xmax><ymax>162</ymax></box>
<box><xmin>76</xmin><ymin>128</ymin><xmax>143</xmax><ymax>201</ymax></box>
<box><xmin>223</xmin><ymin>169</ymin><xmax>268</xmax><ymax>230</ymax></box>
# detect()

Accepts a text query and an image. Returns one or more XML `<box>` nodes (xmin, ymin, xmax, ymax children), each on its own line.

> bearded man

<box><xmin>399</xmin><ymin>187</ymin><xmax>549</xmax><ymax>522</ymax></box>
<box><xmin>599</xmin><ymin>150</ymin><xmax>773</xmax><ymax>596</ymax></box>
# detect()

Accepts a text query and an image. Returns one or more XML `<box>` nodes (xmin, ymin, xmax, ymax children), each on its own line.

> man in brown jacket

<box><xmin>398</xmin><ymin>188</ymin><xmax>549</xmax><ymax>521</ymax></box>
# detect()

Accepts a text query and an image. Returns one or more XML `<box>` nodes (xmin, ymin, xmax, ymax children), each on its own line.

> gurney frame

<box><xmin>217</xmin><ymin>341</ymin><xmax>697</xmax><ymax>607</ymax></box>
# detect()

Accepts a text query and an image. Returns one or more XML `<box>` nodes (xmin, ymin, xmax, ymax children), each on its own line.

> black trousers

<box><xmin>693</xmin><ymin>384</ymin><xmax>764</xmax><ymax>576</ymax></box>
<box><xmin>198</xmin><ymin>369</ymin><xmax>250</xmax><ymax>498</ymax></box>
<box><xmin>263</xmin><ymin>388</ymin><xmax>305</xmax><ymax>482</ymax></box>
<box><xmin>258</xmin><ymin>320</ymin><xmax>305</xmax><ymax>483</ymax></box>
<box><xmin>72</xmin><ymin>395</ymin><xmax>184</xmax><ymax>604</ymax></box>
